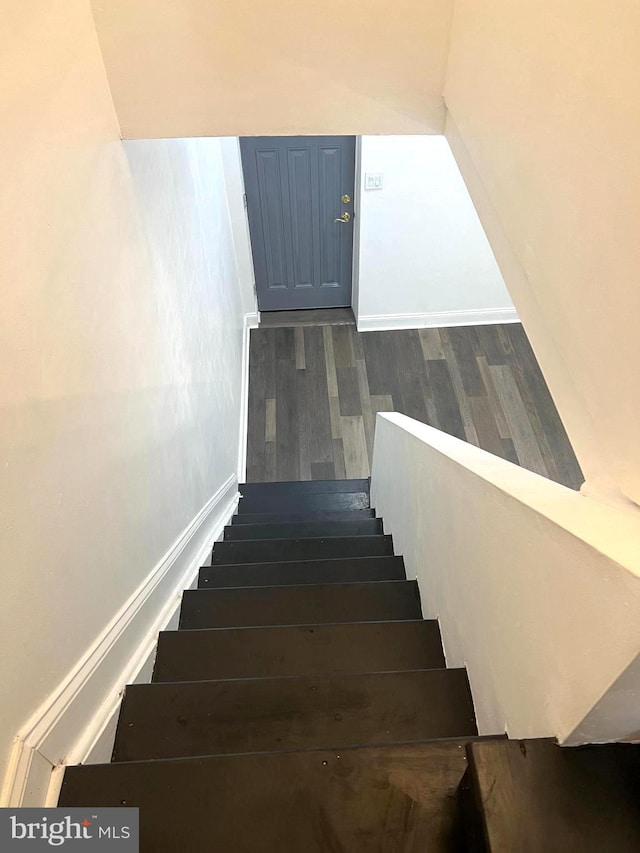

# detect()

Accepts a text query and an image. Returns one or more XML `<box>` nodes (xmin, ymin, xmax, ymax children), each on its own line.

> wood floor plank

<box><xmin>263</xmin><ymin>328</ymin><xmax>276</xmax><ymax>399</ymax></box>
<box><xmin>394</xmin><ymin>332</ymin><xmax>431</xmax><ymax>424</ymax></box>
<box><xmin>311</xmin><ymin>460</ymin><xmax>336</xmax><ymax>479</ymax></box>
<box><xmin>425</xmin><ymin>397</ymin><xmax>441</xmax><ymax>429</ymax></box>
<box><xmin>332</xmin><ymin>324</ymin><xmax>356</xmax><ymax>368</ymax></box>
<box><xmin>265</xmin><ymin>441</ymin><xmax>276</xmax><ymax>481</ymax></box>
<box><xmin>425</xmin><ymin>359</ymin><xmax>466</xmax><ymax>441</ymax></box>
<box><xmin>356</xmin><ymin>358</ymin><xmax>376</xmax><ymax>459</ymax></box>
<box><xmin>275</xmin><ymin>360</ymin><xmax>299</xmax><ymax>482</ymax></box>
<box><xmin>477</xmin><ymin>355</ymin><xmax>511</xmax><ymax>440</ymax></box>
<box><xmin>246</xmin><ymin>330</ymin><xmax>268</xmax><ymax>481</ymax></box>
<box><xmin>304</xmin><ymin>326</ymin><xmax>334</xmax><ymax>469</ymax></box>
<box><xmin>342</xmin><ymin>416</ymin><xmax>370</xmax><ymax>478</ymax></box>
<box><xmin>360</xmin><ymin>331</ymin><xmax>397</xmax><ymax>397</ymax></box>
<box><xmin>370</xmin><ymin>394</ymin><xmax>395</xmax><ymax>414</ymax></box>
<box><xmin>502</xmin><ymin>437</ymin><xmax>520</xmax><ymax>465</ymax></box>
<box><xmin>297</xmin><ymin>374</ymin><xmax>313</xmax><ymax>481</ymax></box>
<box><xmin>332</xmin><ymin>438</ymin><xmax>347</xmax><ymax>479</ymax></box>
<box><xmin>439</xmin><ymin>331</ymin><xmax>480</xmax><ymax>445</ymax></box>
<box><xmin>442</xmin><ymin>327</ymin><xmax>485</xmax><ymax>397</ymax></box>
<box><xmin>490</xmin><ymin>364</ymin><xmax>548</xmax><ymax>477</ymax></box>
<box><xmin>294</xmin><ymin>326</ymin><xmax>306</xmax><ymax>370</ymax></box>
<box><xmin>322</xmin><ymin>325</ymin><xmax>339</xmax><ymax>397</ymax></box>
<box><xmin>509</xmin><ymin>361</ymin><xmax>563</xmax><ymax>484</ymax></box>
<box><xmin>328</xmin><ymin>395</ymin><xmax>343</xmax><ymax>440</ymax></box>
<box><xmin>475</xmin><ymin>324</ymin><xmax>508</xmax><ymax>366</ymax></box>
<box><xmin>337</xmin><ymin>365</ymin><xmax>362</xmax><ymax>417</ymax></box>
<box><xmin>419</xmin><ymin>328</ymin><xmax>446</xmax><ymax>360</ymax></box>
<box><xmin>469</xmin><ymin>396</ymin><xmax>505</xmax><ymax>459</ymax></box>
<box><xmin>265</xmin><ymin>398</ymin><xmax>276</xmax><ymax>443</ymax></box>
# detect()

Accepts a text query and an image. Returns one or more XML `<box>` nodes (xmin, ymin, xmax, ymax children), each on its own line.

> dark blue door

<box><xmin>240</xmin><ymin>136</ymin><xmax>355</xmax><ymax>311</ymax></box>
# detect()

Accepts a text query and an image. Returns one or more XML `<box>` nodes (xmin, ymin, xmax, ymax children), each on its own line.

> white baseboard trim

<box><xmin>1</xmin><ymin>474</ymin><xmax>239</xmax><ymax>808</ymax></box>
<box><xmin>356</xmin><ymin>307</ymin><xmax>520</xmax><ymax>332</ymax></box>
<box><xmin>237</xmin><ymin>311</ymin><xmax>259</xmax><ymax>482</ymax></box>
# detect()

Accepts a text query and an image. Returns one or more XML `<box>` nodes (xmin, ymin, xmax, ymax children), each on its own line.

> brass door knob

<box><xmin>334</xmin><ymin>212</ymin><xmax>351</xmax><ymax>223</ymax></box>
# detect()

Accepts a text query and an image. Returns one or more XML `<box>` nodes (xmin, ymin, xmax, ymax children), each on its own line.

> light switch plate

<box><xmin>365</xmin><ymin>172</ymin><xmax>383</xmax><ymax>190</ymax></box>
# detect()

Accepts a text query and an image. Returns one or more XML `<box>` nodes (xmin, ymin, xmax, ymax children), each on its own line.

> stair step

<box><xmin>199</xmin><ymin>555</ymin><xmax>405</xmax><ymax>588</ymax></box>
<box><xmin>153</xmin><ymin>619</ymin><xmax>444</xmax><ymax>682</ymax></box>
<box><xmin>112</xmin><ymin>669</ymin><xmax>477</xmax><ymax>762</ymax></box>
<box><xmin>238</xmin><ymin>491</ymin><xmax>370</xmax><ymax>514</ymax></box>
<box><xmin>240</xmin><ymin>478</ymin><xmax>369</xmax><ymax>497</ymax></box>
<box><xmin>467</xmin><ymin>738</ymin><xmax>640</xmax><ymax>852</ymax></box>
<box><xmin>212</xmin><ymin>534</ymin><xmax>392</xmax><ymax>564</ymax></box>
<box><xmin>60</xmin><ymin>741</ymin><xmax>474</xmax><ymax>851</ymax></box>
<box><xmin>223</xmin><ymin>518</ymin><xmax>383</xmax><ymax>541</ymax></box>
<box><xmin>232</xmin><ymin>508</ymin><xmax>376</xmax><ymax>525</ymax></box>
<box><xmin>179</xmin><ymin>580</ymin><xmax>421</xmax><ymax>629</ymax></box>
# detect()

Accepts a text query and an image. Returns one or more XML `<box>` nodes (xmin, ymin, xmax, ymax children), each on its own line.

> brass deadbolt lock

<box><xmin>341</xmin><ymin>194</ymin><xmax>351</xmax><ymax>204</ymax></box>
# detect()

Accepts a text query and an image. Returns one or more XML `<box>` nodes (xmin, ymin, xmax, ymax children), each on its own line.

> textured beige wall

<box><xmin>444</xmin><ymin>0</ymin><xmax>640</xmax><ymax>508</ymax></box>
<box><xmin>89</xmin><ymin>0</ymin><xmax>454</xmax><ymax>138</ymax></box>
<box><xmin>0</xmin><ymin>1</ymin><xmax>249</xmax><ymax>788</ymax></box>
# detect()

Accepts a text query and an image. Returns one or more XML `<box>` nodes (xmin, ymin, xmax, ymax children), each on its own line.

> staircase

<box><xmin>59</xmin><ymin>478</ymin><xmax>640</xmax><ymax>851</ymax></box>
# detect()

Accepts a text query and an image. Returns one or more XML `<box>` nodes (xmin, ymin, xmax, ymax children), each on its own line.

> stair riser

<box><xmin>231</xmin><ymin>509</ymin><xmax>376</xmax><ymax>525</ymax></box>
<box><xmin>179</xmin><ymin>580</ymin><xmax>421</xmax><ymax>629</ymax></box>
<box><xmin>240</xmin><ymin>479</ymin><xmax>369</xmax><ymax>498</ymax></box>
<box><xmin>237</xmin><ymin>492</ymin><xmax>370</xmax><ymax>514</ymax></box>
<box><xmin>212</xmin><ymin>535</ymin><xmax>393</xmax><ymax>564</ymax></box>
<box><xmin>199</xmin><ymin>556</ymin><xmax>404</xmax><ymax>588</ymax></box>
<box><xmin>223</xmin><ymin>519</ymin><xmax>383</xmax><ymax>541</ymax></box>
<box><xmin>153</xmin><ymin>620</ymin><xmax>444</xmax><ymax>682</ymax></box>
<box><xmin>113</xmin><ymin>670</ymin><xmax>477</xmax><ymax>762</ymax></box>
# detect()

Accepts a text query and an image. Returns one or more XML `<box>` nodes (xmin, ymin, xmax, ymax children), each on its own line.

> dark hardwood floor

<box><xmin>246</xmin><ymin>323</ymin><xmax>584</xmax><ymax>489</ymax></box>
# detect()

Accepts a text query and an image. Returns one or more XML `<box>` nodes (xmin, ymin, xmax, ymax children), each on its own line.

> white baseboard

<box><xmin>356</xmin><ymin>307</ymin><xmax>520</xmax><ymax>332</ymax></box>
<box><xmin>237</xmin><ymin>311</ymin><xmax>259</xmax><ymax>482</ymax></box>
<box><xmin>0</xmin><ymin>474</ymin><xmax>239</xmax><ymax>808</ymax></box>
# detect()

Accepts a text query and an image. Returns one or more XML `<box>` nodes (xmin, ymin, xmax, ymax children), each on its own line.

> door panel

<box><xmin>241</xmin><ymin>136</ymin><xmax>355</xmax><ymax>311</ymax></box>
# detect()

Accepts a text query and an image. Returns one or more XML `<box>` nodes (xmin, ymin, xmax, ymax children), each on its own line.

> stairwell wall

<box><xmin>0</xmin><ymin>1</ymin><xmax>252</xmax><ymax>804</ymax></box>
<box><xmin>354</xmin><ymin>135</ymin><xmax>518</xmax><ymax>330</ymax></box>
<box><xmin>443</xmin><ymin>0</ymin><xmax>640</xmax><ymax>509</ymax></box>
<box><xmin>88</xmin><ymin>0</ymin><xmax>455</xmax><ymax>139</ymax></box>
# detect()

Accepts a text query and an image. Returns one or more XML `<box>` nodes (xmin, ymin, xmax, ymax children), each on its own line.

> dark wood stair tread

<box><xmin>240</xmin><ymin>478</ymin><xmax>369</xmax><ymax>497</ymax></box>
<box><xmin>179</xmin><ymin>579</ymin><xmax>421</xmax><ymax>629</ymax></box>
<box><xmin>237</xmin><ymin>491</ymin><xmax>370</xmax><ymax>513</ymax></box>
<box><xmin>113</xmin><ymin>669</ymin><xmax>477</xmax><ymax>761</ymax></box>
<box><xmin>223</xmin><ymin>518</ymin><xmax>383</xmax><ymax>540</ymax></box>
<box><xmin>60</xmin><ymin>741</ymin><xmax>475</xmax><ymax>852</ymax></box>
<box><xmin>231</xmin><ymin>508</ymin><xmax>376</xmax><ymax>525</ymax></box>
<box><xmin>467</xmin><ymin>738</ymin><xmax>640</xmax><ymax>852</ymax></box>
<box><xmin>212</xmin><ymin>534</ymin><xmax>392</xmax><ymax>564</ymax></box>
<box><xmin>153</xmin><ymin>619</ymin><xmax>444</xmax><ymax>682</ymax></box>
<box><xmin>198</xmin><ymin>555</ymin><xmax>405</xmax><ymax>588</ymax></box>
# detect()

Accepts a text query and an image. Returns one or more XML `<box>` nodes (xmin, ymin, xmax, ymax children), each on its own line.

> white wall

<box><xmin>0</xmin><ymin>2</ymin><xmax>251</xmax><ymax>804</ymax></box>
<box><xmin>371</xmin><ymin>413</ymin><xmax>640</xmax><ymax>744</ymax></box>
<box><xmin>219</xmin><ymin>137</ymin><xmax>257</xmax><ymax>319</ymax></box>
<box><xmin>443</xmin><ymin>0</ymin><xmax>640</xmax><ymax>508</ymax></box>
<box><xmin>89</xmin><ymin>0</ymin><xmax>454</xmax><ymax>138</ymax></box>
<box><xmin>354</xmin><ymin>136</ymin><xmax>516</xmax><ymax>330</ymax></box>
